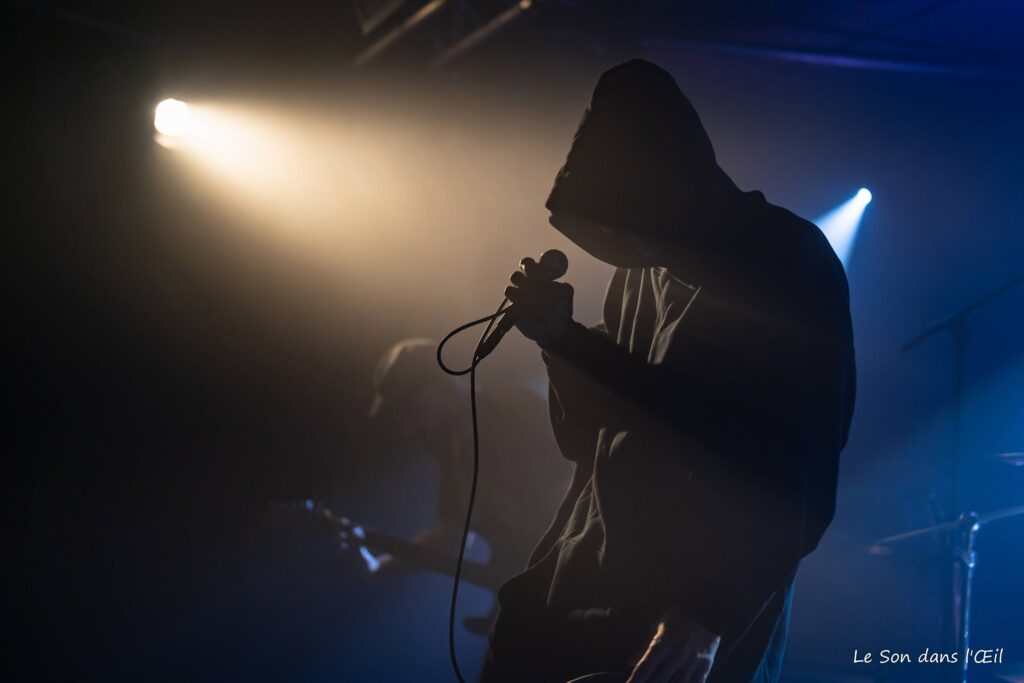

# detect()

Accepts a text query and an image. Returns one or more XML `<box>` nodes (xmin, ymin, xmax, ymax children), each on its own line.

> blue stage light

<box><xmin>814</xmin><ymin>188</ymin><xmax>873</xmax><ymax>267</ymax></box>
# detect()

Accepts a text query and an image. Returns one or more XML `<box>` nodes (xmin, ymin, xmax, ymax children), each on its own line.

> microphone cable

<box><xmin>436</xmin><ymin>297</ymin><xmax>513</xmax><ymax>683</ymax></box>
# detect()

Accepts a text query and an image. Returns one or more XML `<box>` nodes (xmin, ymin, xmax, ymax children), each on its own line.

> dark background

<box><xmin>6</xmin><ymin>1</ymin><xmax>1023</xmax><ymax>681</ymax></box>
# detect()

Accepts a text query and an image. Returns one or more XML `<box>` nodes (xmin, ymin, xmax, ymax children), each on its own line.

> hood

<box><xmin>546</xmin><ymin>59</ymin><xmax>731</xmax><ymax>267</ymax></box>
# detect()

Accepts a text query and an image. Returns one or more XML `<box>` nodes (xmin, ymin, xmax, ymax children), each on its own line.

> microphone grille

<box><xmin>538</xmin><ymin>249</ymin><xmax>569</xmax><ymax>280</ymax></box>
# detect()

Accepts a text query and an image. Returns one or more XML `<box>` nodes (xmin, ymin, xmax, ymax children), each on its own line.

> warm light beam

<box><xmin>153</xmin><ymin>100</ymin><xmax>421</xmax><ymax>263</ymax></box>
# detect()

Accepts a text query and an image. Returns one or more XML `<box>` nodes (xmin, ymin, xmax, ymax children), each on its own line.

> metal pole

<box><xmin>956</xmin><ymin>513</ymin><xmax>980</xmax><ymax>683</ymax></box>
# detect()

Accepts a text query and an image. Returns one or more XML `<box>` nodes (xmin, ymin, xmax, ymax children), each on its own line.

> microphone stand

<box><xmin>901</xmin><ymin>271</ymin><xmax>1024</xmax><ymax>683</ymax></box>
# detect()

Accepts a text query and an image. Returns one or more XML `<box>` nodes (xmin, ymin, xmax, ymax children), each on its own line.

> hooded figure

<box><xmin>482</xmin><ymin>60</ymin><xmax>856</xmax><ymax>683</ymax></box>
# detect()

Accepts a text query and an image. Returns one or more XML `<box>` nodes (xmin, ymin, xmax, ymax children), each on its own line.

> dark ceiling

<box><xmin>8</xmin><ymin>0</ymin><xmax>1024</xmax><ymax>79</ymax></box>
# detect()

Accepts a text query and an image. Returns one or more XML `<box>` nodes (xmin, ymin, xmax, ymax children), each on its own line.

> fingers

<box><xmin>627</xmin><ymin>648</ymin><xmax>668</xmax><ymax>683</ymax></box>
<box><xmin>509</xmin><ymin>269</ymin><xmax>547</xmax><ymax>291</ymax></box>
<box><xmin>505</xmin><ymin>274</ymin><xmax>572</xmax><ymax>306</ymax></box>
<box><xmin>505</xmin><ymin>254</ymin><xmax>566</xmax><ymax>304</ymax></box>
<box><xmin>500</xmin><ymin>257</ymin><xmax>574</xmax><ymax>345</ymax></box>
<box><xmin>503</xmin><ymin>283</ymin><xmax>538</xmax><ymax>307</ymax></box>
<box><xmin>627</xmin><ymin>625</ymin><xmax>669</xmax><ymax>683</ymax></box>
<box><xmin>509</xmin><ymin>270</ymin><xmax>532</xmax><ymax>288</ymax></box>
<box><xmin>519</xmin><ymin>256</ymin><xmax>550</xmax><ymax>280</ymax></box>
<box><xmin>504</xmin><ymin>267</ymin><xmax>547</xmax><ymax>307</ymax></box>
<box><xmin>628</xmin><ymin>623</ymin><xmax>715</xmax><ymax>683</ymax></box>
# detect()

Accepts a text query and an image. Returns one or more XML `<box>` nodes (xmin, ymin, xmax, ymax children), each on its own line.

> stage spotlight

<box><xmin>154</xmin><ymin>98</ymin><xmax>191</xmax><ymax>137</ymax></box>
<box><xmin>814</xmin><ymin>188</ymin><xmax>873</xmax><ymax>267</ymax></box>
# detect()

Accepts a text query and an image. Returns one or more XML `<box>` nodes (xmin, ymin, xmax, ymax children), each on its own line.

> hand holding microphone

<box><xmin>472</xmin><ymin>249</ymin><xmax>572</xmax><ymax>360</ymax></box>
<box><xmin>502</xmin><ymin>249</ymin><xmax>573</xmax><ymax>347</ymax></box>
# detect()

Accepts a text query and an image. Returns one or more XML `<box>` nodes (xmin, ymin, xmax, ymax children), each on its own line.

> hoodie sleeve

<box><xmin>542</xmin><ymin>268</ymin><xmax>627</xmax><ymax>464</ymax></box>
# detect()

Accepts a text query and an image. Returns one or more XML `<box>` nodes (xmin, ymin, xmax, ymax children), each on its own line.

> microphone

<box><xmin>476</xmin><ymin>249</ymin><xmax>568</xmax><ymax>360</ymax></box>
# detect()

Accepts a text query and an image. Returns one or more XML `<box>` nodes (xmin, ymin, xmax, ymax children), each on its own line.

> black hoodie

<box><xmin>484</xmin><ymin>60</ymin><xmax>856</xmax><ymax>683</ymax></box>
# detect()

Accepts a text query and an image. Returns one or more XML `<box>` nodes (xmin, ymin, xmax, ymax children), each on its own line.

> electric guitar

<box><xmin>272</xmin><ymin>501</ymin><xmax>632</xmax><ymax>682</ymax></box>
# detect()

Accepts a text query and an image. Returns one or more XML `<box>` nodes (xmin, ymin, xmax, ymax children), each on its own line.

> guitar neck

<box><xmin>360</xmin><ymin>529</ymin><xmax>506</xmax><ymax>592</ymax></box>
<box><xmin>273</xmin><ymin>502</ymin><xmax>509</xmax><ymax>593</ymax></box>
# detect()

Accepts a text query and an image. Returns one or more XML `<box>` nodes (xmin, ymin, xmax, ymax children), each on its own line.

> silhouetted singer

<box><xmin>480</xmin><ymin>60</ymin><xmax>856</xmax><ymax>683</ymax></box>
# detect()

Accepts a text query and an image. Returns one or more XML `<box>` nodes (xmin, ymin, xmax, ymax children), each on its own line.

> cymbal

<box><xmin>872</xmin><ymin>505</ymin><xmax>1024</xmax><ymax>547</ymax></box>
<box><xmin>994</xmin><ymin>451</ymin><xmax>1024</xmax><ymax>467</ymax></box>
